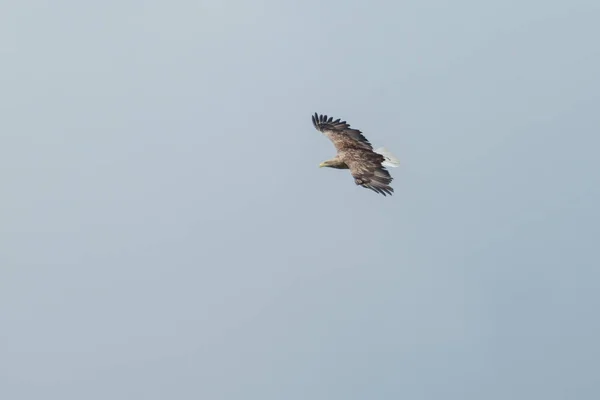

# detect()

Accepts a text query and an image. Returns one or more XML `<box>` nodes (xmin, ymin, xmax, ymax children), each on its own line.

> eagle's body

<box><xmin>312</xmin><ymin>113</ymin><xmax>400</xmax><ymax>196</ymax></box>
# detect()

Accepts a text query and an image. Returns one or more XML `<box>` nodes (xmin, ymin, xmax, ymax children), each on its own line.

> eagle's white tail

<box><xmin>375</xmin><ymin>147</ymin><xmax>400</xmax><ymax>168</ymax></box>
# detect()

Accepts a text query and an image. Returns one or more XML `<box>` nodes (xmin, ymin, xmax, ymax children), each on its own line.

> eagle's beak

<box><xmin>319</xmin><ymin>162</ymin><xmax>325</xmax><ymax>168</ymax></box>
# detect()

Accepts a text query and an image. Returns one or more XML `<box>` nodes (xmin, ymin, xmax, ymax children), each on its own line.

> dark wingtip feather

<box><xmin>362</xmin><ymin>182</ymin><xmax>394</xmax><ymax>196</ymax></box>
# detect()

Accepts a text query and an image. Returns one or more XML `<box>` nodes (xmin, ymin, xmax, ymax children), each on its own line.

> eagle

<box><xmin>312</xmin><ymin>113</ymin><xmax>400</xmax><ymax>196</ymax></box>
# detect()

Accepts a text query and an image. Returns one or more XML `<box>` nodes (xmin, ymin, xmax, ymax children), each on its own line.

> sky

<box><xmin>1</xmin><ymin>1</ymin><xmax>599</xmax><ymax>399</ymax></box>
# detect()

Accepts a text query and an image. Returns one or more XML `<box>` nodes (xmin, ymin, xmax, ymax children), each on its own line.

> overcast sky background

<box><xmin>1</xmin><ymin>1</ymin><xmax>599</xmax><ymax>399</ymax></box>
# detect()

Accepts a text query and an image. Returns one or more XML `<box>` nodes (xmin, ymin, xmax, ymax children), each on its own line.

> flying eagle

<box><xmin>312</xmin><ymin>113</ymin><xmax>400</xmax><ymax>196</ymax></box>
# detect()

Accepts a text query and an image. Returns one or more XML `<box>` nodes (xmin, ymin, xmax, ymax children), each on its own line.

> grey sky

<box><xmin>1</xmin><ymin>1</ymin><xmax>599</xmax><ymax>399</ymax></box>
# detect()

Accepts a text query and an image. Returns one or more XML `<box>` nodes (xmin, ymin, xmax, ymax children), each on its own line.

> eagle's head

<box><xmin>319</xmin><ymin>159</ymin><xmax>348</xmax><ymax>169</ymax></box>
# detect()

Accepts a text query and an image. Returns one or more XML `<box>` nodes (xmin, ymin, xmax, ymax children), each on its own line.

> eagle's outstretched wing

<box><xmin>311</xmin><ymin>113</ymin><xmax>372</xmax><ymax>152</ymax></box>
<box><xmin>345</xmin><ymin>152</ymin><xmax>394</xmax><ymax>196</ymax></box>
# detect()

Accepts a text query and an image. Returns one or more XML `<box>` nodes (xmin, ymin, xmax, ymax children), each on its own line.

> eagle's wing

<box><xmin>345</xmin><ymin>150</ymin><xmax>394</xmax><ymax>196</ymax></box>
<box><xmin>311</xmin><ymin>113</ymin><xmax>372</xmax><ymax>152</ymax></box>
